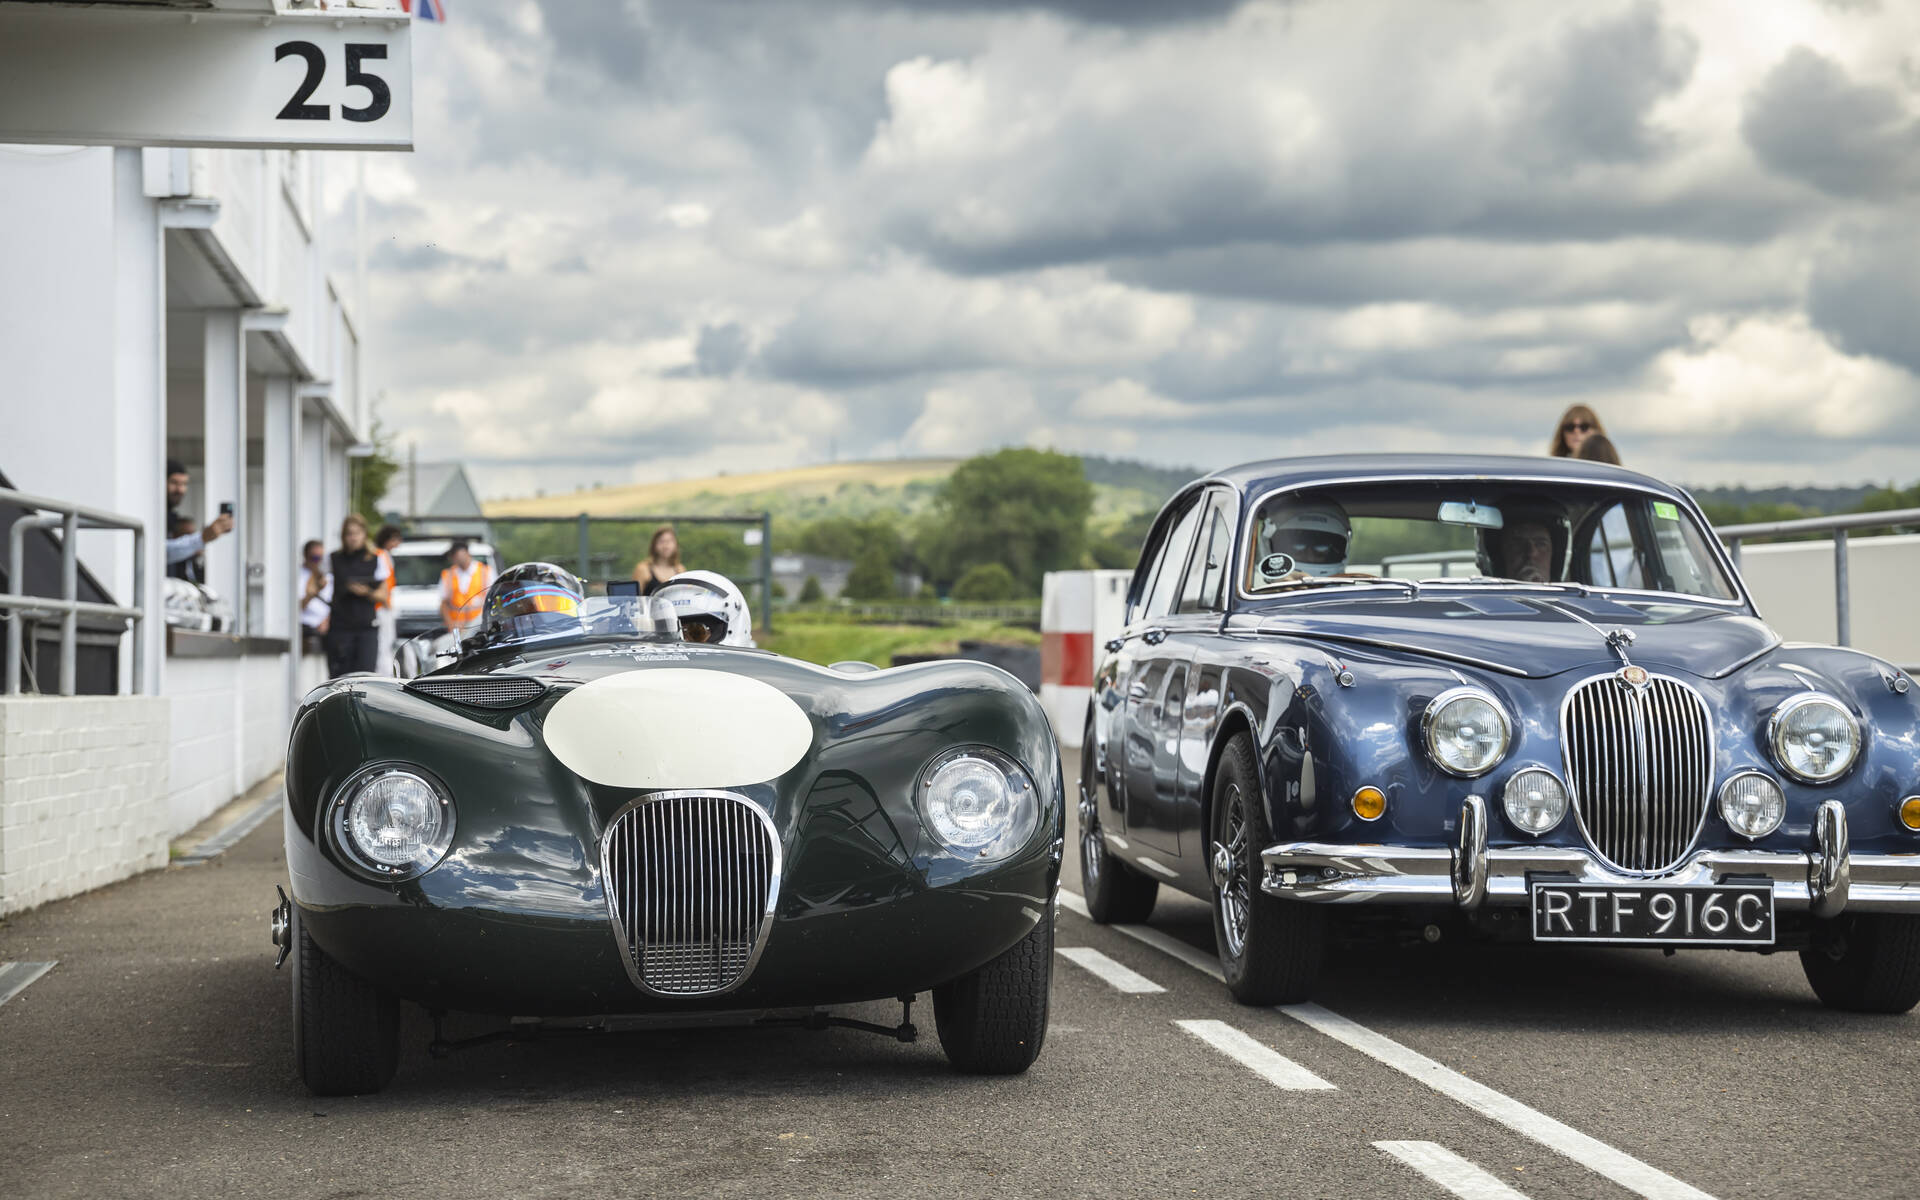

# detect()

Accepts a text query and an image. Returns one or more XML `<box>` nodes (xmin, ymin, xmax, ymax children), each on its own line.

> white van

<box><xmin>389</xmin><ymin>540</ymin><xmax>495</xmax><ymax>638</ymax></box>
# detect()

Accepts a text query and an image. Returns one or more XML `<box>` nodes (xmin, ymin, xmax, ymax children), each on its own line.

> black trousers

<box><xmin>325</xmin><ymin>627</ymin><xmax>379</xmax><ymax>678</ymax></box>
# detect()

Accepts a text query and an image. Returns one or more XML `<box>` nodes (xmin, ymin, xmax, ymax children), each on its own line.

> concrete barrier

<box><xmin>1040</xmin><ymin>569</ymin><xmax>1131</xmax><ymax>748</ymax></box>
<box><xmin>1737</xmin><ymin>533</ymin><xmax>1920</xmax><ymax>668</ymax></box>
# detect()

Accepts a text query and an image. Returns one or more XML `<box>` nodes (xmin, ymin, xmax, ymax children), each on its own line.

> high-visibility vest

<box><xmin>441</xmin><ymin>563</ymin><xmax>490</xmax><ymax>629</ymax></box>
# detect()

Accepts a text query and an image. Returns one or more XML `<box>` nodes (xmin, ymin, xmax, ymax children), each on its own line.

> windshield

<box><xmin>393</xmin><ymin>594</ymin><xmax>682</xmax><ymax>677</ymax></box>
<box><xmin>392</xmin><ymin>551</ymin><xmax>492</xmax><ymax>589</ymax></box>
<box><xmin>1245</xmin><ymin>481</ymin><xmax>1740</xmax><ymax>603</ymax></box>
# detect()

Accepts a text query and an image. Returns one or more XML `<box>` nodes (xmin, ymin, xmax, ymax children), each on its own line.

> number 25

<box><xmin>276</xmin><ymin>42</ymin><xmax>391</xmax><ymax>123</ymax></box>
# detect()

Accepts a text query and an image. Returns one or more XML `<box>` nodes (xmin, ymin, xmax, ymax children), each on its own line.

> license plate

<box><xmin>1530</xmin><ymin>882</ymin><xmax>1774</xmax><ymax>945</ymax></box>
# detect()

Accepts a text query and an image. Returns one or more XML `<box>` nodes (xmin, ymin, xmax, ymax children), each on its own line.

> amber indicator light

<box><xmin>1352</xmin><ymin>786</ymin><xmax>1387</xmax><ymax>821</ymax></box>
<box><xmin>1899</xmin><ymin>796</ymin><xmax>1920</xmax><ymax>832</ymax></box>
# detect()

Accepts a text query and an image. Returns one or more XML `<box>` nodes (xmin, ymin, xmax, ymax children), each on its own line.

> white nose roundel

<box><xmin>541</xmin><ymin>668</ymin><xmax>813</xmax><ymax>789</ymax></box>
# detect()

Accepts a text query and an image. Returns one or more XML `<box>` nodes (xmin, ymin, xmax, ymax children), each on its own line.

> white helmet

<box><xmin>1258</xmin><ymin>501</ymin><xmax>1351</xmax><ymax>580</ymax></box>
<box><xmin>654</xmin><ymin>570</ymin><xmax>756</xmax><ymax>647</ymax></box>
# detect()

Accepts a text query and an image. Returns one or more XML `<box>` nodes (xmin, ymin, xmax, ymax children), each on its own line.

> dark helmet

<box><xmin>480</xmin><ymin>562</ymin><xmax>585</xmax><ymax>644</ymax></box>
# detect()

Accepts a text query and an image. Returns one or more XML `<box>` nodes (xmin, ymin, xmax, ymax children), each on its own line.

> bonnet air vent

<box><xmin>405</xmin><ymin>675</ymin><xmax>548</xmax><ymax>708</ymax></box>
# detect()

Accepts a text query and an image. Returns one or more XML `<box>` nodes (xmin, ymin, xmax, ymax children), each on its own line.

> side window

<box><xmin>1578</xmin><ymin>503</ymin><xmax>1643</xmax><ymax>589</ymax></box>
<box><xmin>1145</xmin><ymin>500</ymin><xmax>1203</xmax><ymax>619</ymax></box>
<box><xmin>1179</xmin><ymin>493</ymin><xmax>1234</xmax><ymax>614</ymax></box>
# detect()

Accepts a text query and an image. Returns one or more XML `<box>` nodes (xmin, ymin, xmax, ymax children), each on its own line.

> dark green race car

<box><xmin>271</xmin><ymin>576</ymin><xmax>1062</xmax><ymax>1095</ymax></box>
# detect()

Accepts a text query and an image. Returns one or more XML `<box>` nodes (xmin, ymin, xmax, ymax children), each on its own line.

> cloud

<box><xmin>1742</xmin><ymin>47</ymin><xmax>1920</xmax><ymax>198</ymax></box>
<box><xmin>1501</xmin><ymin>1</ymin><xmax>1699</xmax><ymax>168</ymax></box>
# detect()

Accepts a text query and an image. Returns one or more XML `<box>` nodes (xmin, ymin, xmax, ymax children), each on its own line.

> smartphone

<box><xmin>219</xmin><ymin>502</ymin><xmax>233</xmax><ymax>516</ymax></box>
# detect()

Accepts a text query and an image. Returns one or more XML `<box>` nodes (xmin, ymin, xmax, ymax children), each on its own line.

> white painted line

<box><xmin>0</xmin><ymin>961</ymin><xmax>56</xmax><ymax>1007</ymax></box>
<box><xmin>1057</xmin><ymin>889</ymin><xmax>1091</xmax><ymax>919</ymax></box>
<box><xmin>1111</xmin><ymin>920</ymin><xmax>1226</xmax><ymax>982</ymax></box>
<box><xmin>1287</xmin><ymin>1004</ymin><xmax>1715</xmax><ymax>1200</ymax></box>
<box><xmin>1174</xmin><ymin>1018</ymin><xmax>1336</xmax><ymax>1090</ymax></box>
<box><xmin>1375</xmin><ymin>1141</ymin><xmax>1532</xmax><ymax>1200</ymax></box>
<box><xmin>1057</xmin><ymin>947</ymin><xmax>1165</xmax><ymax>993</ymax></box>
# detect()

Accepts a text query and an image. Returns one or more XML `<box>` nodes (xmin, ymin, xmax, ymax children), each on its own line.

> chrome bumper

<box><xmin>1261</xmin><ymin>798</ymin><xmax>1920</xmax><ymax>916</ymax></box>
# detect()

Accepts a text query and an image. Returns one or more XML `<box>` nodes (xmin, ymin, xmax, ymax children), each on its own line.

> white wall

<box><xmin>1738</xmin><ymin>534</ymin><xmax>1920</xmax><ymax>668</ymax></box>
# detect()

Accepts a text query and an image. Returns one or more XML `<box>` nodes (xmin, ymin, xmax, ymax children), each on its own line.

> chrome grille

<box><xmin>1561</xmin><ymin>673</ymin><xmax>1713</xmax><ymax>874</ymax></box>
<box><xmin>406</xmin><ymin>675</ymin><xmax>546</xmax><ymax>708</ymax></box>
<box><xmin>601</xmin><ymin>792</ymin><xmax>779</xmax><ymax>996</ymax></box>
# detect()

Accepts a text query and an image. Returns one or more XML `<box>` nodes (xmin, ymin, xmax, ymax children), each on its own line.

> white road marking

<box><xmin>1375</xmin><ymin>1141</ymin><xmax>1532</xmax><ymax>1200</ymax></box>
<box><xmin>1057</xmin><ymin>889</ymin><xmax>1090</xmax><ymax>918</ymax></box>
<box><xmin>1057</xmin><ymin>947</ymin><xmax>1165</xmax><ymax>993</ymax></box>
<box><xmin>1173</xmin><ymin>1019</ymin><xmax>1335</xmax><ymax>1090</ymax></box>
<box><xmin>0</xmin><ymin>961</ymin><xmax>56</xmax><ymax>1007</ymax></box>
<box><xmin>1287</xmin><ymin>1004</ymin><xmax>1715</xmax><ymax>1200</ymax></box>
<box><xmin>1055</xmin><ymin>890</ymin><xmax>1716</xmax><ymax>1200</ymax></box>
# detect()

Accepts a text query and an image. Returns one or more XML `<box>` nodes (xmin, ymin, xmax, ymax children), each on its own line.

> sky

<box><xmin>353</xmin><ymin>0</ymin><xmax>1920</xmax><ymax>500</ymax></box>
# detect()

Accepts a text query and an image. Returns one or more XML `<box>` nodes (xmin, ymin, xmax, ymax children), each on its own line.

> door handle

<box><xmin>1142</xmin><ymin>627</ymin><xmax>1168</xmax><ymax>646</ymax></box>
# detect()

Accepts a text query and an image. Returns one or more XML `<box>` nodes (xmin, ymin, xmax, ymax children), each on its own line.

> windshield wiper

<box><xmin>1426</xmin><ymin>576</ymin><xmax>1593</xmax><ymax>598</ymax></box>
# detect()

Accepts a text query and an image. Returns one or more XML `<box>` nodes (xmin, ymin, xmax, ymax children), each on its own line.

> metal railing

<box><xmin>1717</xmin><ymin>507</ymin><xmax>1920</xmax><ymax>648</ymax></box>
<box><xmin>1379</xmin><ymin>550</ymin><xmax>1476</xmax><ymax>577</ymax></box>
<box><xmin>1</xmin><ymin>489</ymin><xmax>146</xmax><ymax>696</ymax></box>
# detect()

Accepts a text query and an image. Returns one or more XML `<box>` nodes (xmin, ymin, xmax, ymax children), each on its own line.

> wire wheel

<box><xmin>1212</xmin><ymin>781</ymin><xmax>1251</xmax><ymax>959</ymax></box>
<box><xmin>1079</xmin><ymin>735</ymin><xmax>1105</xmax><ymax>890</ymax></box>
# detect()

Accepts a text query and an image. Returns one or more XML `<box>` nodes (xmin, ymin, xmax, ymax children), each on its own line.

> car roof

<box><xmin>1198</xmin><ymin>453</ymin><xmax>1687</xmax><ymax>500</ymax></box>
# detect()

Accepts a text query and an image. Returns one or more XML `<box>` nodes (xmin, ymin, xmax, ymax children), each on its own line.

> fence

<box><xmin>1</xmin><ymin>488</ymin><xmax>146</xmax><ymax>695</ymax></box>
<box><xmin>1717</xmin><ymin>507</ymin><xmax>1920</xmax><ymax>649</ymax></box>
<box><xmin>780</xmin><ymin>602</ymin><xmax>1041</xmax><ymax>625</ymax></box>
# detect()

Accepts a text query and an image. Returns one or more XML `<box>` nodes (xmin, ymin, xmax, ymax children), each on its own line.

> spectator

<box><xmin>299</xmin><ymin>539</ymin><xmax>330</xmax><ymax>653</ymax></box>
<box><xmin>324</xmin><ymin>515</ymin><xmax>389</xmax><ymax>678</ymax></box>
<box><xmin>1576</xmin><ymin>433</ymin><xmax>1622</xmax><ymax>465</ymax></box>
<box><xmin>439</xmin><ymin>538</ymin><xmax>490</xmax><ymax>634</ymax></box>
<box><xmin>169</xmin><ymin>514</ymin><xmax>205</xmax><ymax>585</ymax></box>
<box><xmin>164</xmin><ymin>458</ymin><xmax>232</xmax><ymax>577</ymax></box>
<box><xmin>374</xmin><ymin>525</ymin><xmax>404</xmax><ymax>675</ymax></box>
<box><xmin>632</xmin><ymin>524</ymin><xmax>686</xmax><ymax>595</ymax></box>
<box><xmin>1547</xmin><ymin>405</ymin><xmax>1607</xmax><ymax>458</ymax></box>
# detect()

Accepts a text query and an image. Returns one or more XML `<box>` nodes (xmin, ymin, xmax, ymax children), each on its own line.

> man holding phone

<box><xmin>164</xmin><ymin>459</ymin><xmax>234</xmax><ymax>577</ymax></box>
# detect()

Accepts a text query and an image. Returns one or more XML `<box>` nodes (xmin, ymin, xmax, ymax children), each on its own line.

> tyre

<box><xmin>291</xmin><ymin>905</ymin><xmax>401</xmax><ymax>1095</ymax></box>
<box><xmin>934</xmin><ymin>909</ymin><xmax>1053</xmax><ymax>1075</ymax></box>
<box><xmin>1210</xmin><ymin>733</ymin><xmax>1324</xmax><ymax>1005</ymax></box>
<box><xmin>1800</xmin><ymin>913</ymin><xmax>1920</xmax><ymax>1014</ymax></box>
<box><xmin>1078</xmin><ymin>719</ymin><xmax>1158</xmax><ymax>925</ymax></box>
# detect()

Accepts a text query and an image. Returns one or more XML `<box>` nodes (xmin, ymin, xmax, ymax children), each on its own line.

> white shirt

<box><xmin>300</xmin><ymin>566</ymin><xmax>331</xmax><ymax>630</ymax></box>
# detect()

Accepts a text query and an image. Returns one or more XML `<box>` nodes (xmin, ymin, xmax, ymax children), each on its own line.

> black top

<box><xmin>328</xmin><ymin>550</ymin><xmax>380</xmax><ymax>631</ymax></box>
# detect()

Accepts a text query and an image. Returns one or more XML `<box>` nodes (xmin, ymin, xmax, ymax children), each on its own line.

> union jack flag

<box><xmin>402</xmin><ymin>0</ymin><xmax>446</xmax><ymax>20</ymax></box>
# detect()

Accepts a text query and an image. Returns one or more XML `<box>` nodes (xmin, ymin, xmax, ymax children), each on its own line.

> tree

<box><xmin>924</xmin><ymin>448</ymin><xmax>1093</xmax><ymax>593</ymax></box>
<box><xmin>349</xmin><ymin>409</ymin><xmax>402</xmax><ymax>524</ymax></box>
<box><xmin>843</xmin><ymin>545</ymin><xmax>898</xmax><ymax>600</ymax></box>
<box><xmin>952</xmin><ymin>562</ymin><xmax>1017</xmax><ymax>601</ymax></box>
<box><xmin>799</xmin><ymin>575</ymin><xmax>824</xmax><ymax>603</ymax></box>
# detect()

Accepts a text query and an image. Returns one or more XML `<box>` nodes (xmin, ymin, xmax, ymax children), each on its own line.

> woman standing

<box><xmin>324</xmin><ymin>515</ymin><xmax>390</xmax><ymax>678</ymax></box>
<box><xmin>373</xmin><ymin>525</ymin><xmax>404</xmax><ymax>675</ymax></box>
<box><xmin>1548</xmin><ymin>405</ymin><xmax>1607</xmax><ymax>458</ymax></box>
<box><xmin>632</xmin><ymin>524</ymin><xmax>686</xmax><ymax>595</ymax></box>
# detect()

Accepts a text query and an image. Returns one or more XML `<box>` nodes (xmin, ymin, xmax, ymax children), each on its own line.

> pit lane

<box><xmin>1</xmin><ymin>764</ymin><xmax>1914</xmax><ymax>1199</ymax></box>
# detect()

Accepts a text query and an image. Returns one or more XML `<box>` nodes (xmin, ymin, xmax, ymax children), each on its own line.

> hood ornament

<box><xmin>1605</xmin><ymin>626</ymin><xmax>1636</xmax><ymax>666</ymax></box>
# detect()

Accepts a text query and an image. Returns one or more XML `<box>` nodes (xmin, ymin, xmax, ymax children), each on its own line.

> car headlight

<box><xmin>1719</xmin><ymin>771</ymin><xmax>1786</xmax><ymax>839</ymax></box>
<box><xmin>918</xmin><ymin>747</ymin><xmax>1039</xmax><ymax>861</ymax></box>
<box><xmin>1422</xmin><ymin>688</ymin><xmax>1511</xmax><ymax>778</ymax></box>
<box><xmin>1502</xmin><ymin>767</ymin><xmax>1568</xmax><ymax>835</ymax></box>
<box><xmin>1769</xmin><ymin>694</ymin><xmax>1859</xmax><ymax>784</ymax></box>
<box><xmin>328</xmin><ymin>765</ymin><xmax>455</xmax><ymax>879</ymax></box>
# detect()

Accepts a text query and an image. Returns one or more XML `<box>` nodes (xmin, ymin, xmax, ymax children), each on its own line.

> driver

<box><xmin>1255</xmin><ymin>500</ymin><xmax>1351</xmax><ymax>585</ymax></box>
<box><xmin>652</xmin><ymin>570</ymin><xmax>755</xmax><ymax>647</ymax></box>
<box><xmin>1498</xmin><ymin>521</ymin><xmax>1556</xmax><ymax>584</ymax></box>
<box><xmin>478</xmin><ymin>562</ymin><xmax>585</xmax><ymax>645</ymax></box>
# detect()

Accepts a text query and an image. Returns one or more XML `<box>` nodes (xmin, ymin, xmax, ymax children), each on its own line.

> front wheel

<box><xmin>1800</xmin><ymin>913</ymin><xmax>1920</xmax><ymax>1014</ymax></box>
<box><xmin>291</xmin><ymin>905</ymin><xmax>401</xmax><ymax>1095</ymax></box>
<box><xmin>1078</xmin><ymin>720</ymin><xmax>1158</xmax><ymax>924</ymax></box>
<box><xmin>934</xmin><ymin>910</ymin><xmax>1053</xmax><ymax>1075</ymax></box>
<box><xmin>1211</xmin><ymin>733</ymin><xmax>1324</xmax><ymax>1005</ymax></box>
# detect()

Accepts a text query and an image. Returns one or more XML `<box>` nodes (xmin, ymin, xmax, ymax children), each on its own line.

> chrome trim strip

<box><xmin>1232</xmin><ymin>472</ymin><xmax>1753</xmax><ymax>610</ymax></box>
<box><xmin>599</xmin><ymin>790</ymin><xmax>782</xmax><ymax>999</ymax></box>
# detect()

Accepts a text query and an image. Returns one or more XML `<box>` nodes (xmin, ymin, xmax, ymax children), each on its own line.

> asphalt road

<box><xmin>3</xmin><ymin>765</ymin><xmax>1917</xmax><ymax>1200</ymax></box>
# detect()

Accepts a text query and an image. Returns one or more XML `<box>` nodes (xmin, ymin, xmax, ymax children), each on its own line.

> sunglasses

<box><xmin>1562</xmin><ymin>421</ymin><xmax>1594</xmax><ymax>433</ymax></box>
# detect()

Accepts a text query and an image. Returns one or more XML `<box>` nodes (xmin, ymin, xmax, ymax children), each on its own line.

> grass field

<box><xmin>757</xmin><ymin>617</ymin><xmax>1039</xmax><ymax>668</ymax></box>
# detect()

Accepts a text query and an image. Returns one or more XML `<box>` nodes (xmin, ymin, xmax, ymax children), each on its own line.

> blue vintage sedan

<box><xmin>1081</xmin><ymin>454</ymin><xmax>1920</xmax><ymax>1011</ymax></box>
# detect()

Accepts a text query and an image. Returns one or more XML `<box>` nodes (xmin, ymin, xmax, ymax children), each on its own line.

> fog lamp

<box><xmin>1719</xmin><ymin>771</ymin><xmax>1786</xmax><ymax>840</ymax></box>
<box><xmin>1351</xmin><ymin>786</ymin><xmax>1386</xmax><ymax>822</ymax></box>
<box><xmin>1899</xmin><ymin>796</ymin><xmax>1920</xmax><ymax>833</ymax></box>
<box><xmin>1501</xmin><ymin>768</ymin><xmax>1568</xmax><ymax>835</ymax></box>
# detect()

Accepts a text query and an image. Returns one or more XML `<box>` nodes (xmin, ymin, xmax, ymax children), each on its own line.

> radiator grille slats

<box><xmin>602</xmin><ymin>793</ymin><xmax>777</xmax><ymax>996</ymax></box>
<box><xmin>1562</xmin><ymin>674</ymin><xmax>1712</xmax><ymax>875</ymax></box>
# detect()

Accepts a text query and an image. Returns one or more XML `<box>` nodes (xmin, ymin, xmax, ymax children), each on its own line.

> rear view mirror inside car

<box><xmin>1438</xmin><ymin>500</ymin><xmax>1504</xmax><ymax>529</ymax></box>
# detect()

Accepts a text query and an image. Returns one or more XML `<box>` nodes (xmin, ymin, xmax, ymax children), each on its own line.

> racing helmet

<box><xmin>1257</xmin><ymin>500</ymin><xmax>1352</xmax><ymax>581</ymax></box>
<box><xmin>480</xmin><ymin>562</ymin><xmax>585</xmax><ymax>644</ymax></box>
<box><xmin>653</xmin><ymin>570</ymin><xmax>755</xmax><ymax>647</ymax></box>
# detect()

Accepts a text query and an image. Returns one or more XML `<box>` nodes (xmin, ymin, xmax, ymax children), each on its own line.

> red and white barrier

<box><xmin>1040</xmin><ymin>569</ymin><xmax>1132</xmax><ymax>748</ymax></box>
